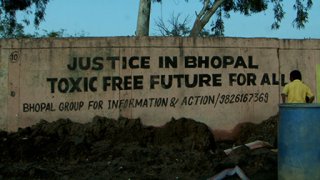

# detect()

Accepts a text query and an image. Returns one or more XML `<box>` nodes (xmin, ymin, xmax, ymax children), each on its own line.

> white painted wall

<box><xmin>0</xmin><ymin>37</ymin><xmax>319</xmax><ymax>139</ymax></box>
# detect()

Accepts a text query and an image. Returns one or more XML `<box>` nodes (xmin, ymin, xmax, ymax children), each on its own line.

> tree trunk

<box><xmin>136</xmin><ymin>0</ymin><xmax>151</xmax><ymax>36</ymax></box>
<box><xmin>190</xmin><ymin>18</ymin><xmax>207</xmax><ymax>37</ymax></box>
<box><xmin>189</xmin><ymin>0</ymin><xmax>225</xmax><ymax>37</ymax></box>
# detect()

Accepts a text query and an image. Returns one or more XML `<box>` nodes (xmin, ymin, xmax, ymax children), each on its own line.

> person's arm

<box><xmin>306</xmin><ymin>86</ymin><xmax>314</xmax><ymax>103</ymax></box>
<box><xmin>281</xmin><ymin>84</ymin><xmax>289</xmax><ymax>103</ymax></box>
<box><xmin>281</xmin><ymin>93</ymin><xmax>287</xmax><ymax>103</ymax></box>
<box><xmin>308</xmin><ymin>96</ymin><xmax>315</xmax><ymax>103</ymax></box>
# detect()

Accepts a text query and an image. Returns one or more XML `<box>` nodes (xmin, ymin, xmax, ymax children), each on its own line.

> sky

<box><xmin>20</xmin><ymin>0</ymin><xmax>320</xmax><ymax>39</ymax></box>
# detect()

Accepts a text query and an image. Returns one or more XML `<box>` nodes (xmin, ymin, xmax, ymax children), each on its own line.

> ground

<box><xmin>0</xmin><ymin>115</ymin><xmax>278</xmax><ymax>179</ymax></box>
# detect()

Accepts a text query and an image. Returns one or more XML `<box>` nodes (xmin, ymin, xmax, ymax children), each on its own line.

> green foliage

<box><xmin>155</xmin><ymin>0</ymin><xmax>314</xmax><ymax>36</ymax></box>
<box><xmin>211</xmin><ymin>8</ymin><xmax>224</xmax><ymax>37</ymax></box>
<box><xmin>155</xmin><ymin>13</ymin><xmax>191</xmax><ymax>36</ymax></box>
<box><xmin>292</xmin><ymin>0</ymin><xmax>313</xmax><ymax>29</ymax></box>
<box><xmin>213</xmin><ymin>0</ymin><xmax>314</xmax><ymax>35</ymax></box>
<box><xmin>41</xmin><ymin>29</ymin><xmax>66</xmax><ymax>38</ymax></box>
<box><xmin>0</xmin><ymin>17</ymin><xmax>25</xmax><ymax>38</ymax></box>
<box><xmin>236</xmin><ymin>0</ymin><xmax>268</xmax><ymax>14</ymax></box>
<box><xmin>0</xmin><ymin>0</ymin><xmax>90</xmax><ymax>38</ymax></box>
<box><xmin>211</xmin><ymin>0</ymin><xmax>269</xmax><ymax>36</ymax></box>
<box><xmin>2</xmin><ymin>0</ymin><xmax>49</xmax><ymax>25</ymax></box>
<box><xmin>271</xmin><ymin>0</ymin><xmax>284</xmax><ymax>29</ymax></box>
<box><xmin>211</xmin><ymin>0</ymin><xmax>313</xmax><ymax>36</ymax></box>
<box><xmin>0</xmin><ymin>0</ymin><xmax>50</xmax><ymax>37</ymax></box>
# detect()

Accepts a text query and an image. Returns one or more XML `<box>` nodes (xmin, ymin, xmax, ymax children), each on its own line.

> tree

<box><xmin>190</xmin><ymin>0</ymin><xmax>312</xmax><ymax>36</ymax></box>
<box><xmin>155</xmin><ymin>13</ymin><xmax>191</xmax><ymax>36</ymax></box>
<box><xmin>0</xmin><ymin>0</ymin><xmax>314</xmax><ymax>37</ymax></box>
<box><xmin>0</xmin><ymin>0</ymin><xmax>50</xmax><ymax>37</ymax></box>
<box><xmin>136</xmin><ymin>0</ymin><xmax>163</xmax><ymax>36</ymax></box>
<box><xmin>0</xmin><ymin>17</ymin><xmax>25</xmax><ymax>38</ymax></box>
<box><xmin>136</xmin><ymin>0</ymin><xmax>151</xmax><ymax>36</ymax></box>
<box><xmin>138</xmin><ymin>0</ymin><xmax>313</xmax><ymax>37</ymax></box>
<box><xmin>0</xmin><ymin>0</ymin><xmax>89</xmax><ymax>38</ymax></box>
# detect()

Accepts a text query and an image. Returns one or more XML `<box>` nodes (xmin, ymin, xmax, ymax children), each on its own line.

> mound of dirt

<box><xmin>0</xmin><ymin>115</ymin><xmax>278</xmax><ymax>179</ymax></box>
<box><xmin>233</xmin><ymin>114</ymin><xmax>278</xmax><ymax>147</ymax></box>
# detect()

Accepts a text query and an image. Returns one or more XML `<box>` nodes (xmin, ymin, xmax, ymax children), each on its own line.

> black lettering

<box><xmin>103</xmin><ymin>76</ymin><xmax>143</xmax><ymax>91</ymax></box>
<box><xmin>69</xmin><ymin>77</ymin><xmax>82</xmax><ymax>92</ymax></box>
<box><xmin>47</xmin><ymin>78</ymin><xmax>58</xmax><ymax>93</ymax></box>
<box><xmin>229</xmin><ymin>73</ymin><xmax>237</xmax><ymax>86</ymax></box>
<box><xmin>223</xmin><ymin>56</ymin><xmax>234</xmax><ymax>68</ymax></box>
<box><xmin>141</xmin><ymin>56</ymin><xmax>150</xmax><ymax>68</ymax></box>
<box><xmin>67</xmin><ymin>58</ymin><xmax>77</xmax><ymax>70</ymax></box>
<box><xmin>229</xmin><ymin>73</ymin><xmax>256</xmax><ymax>86</ymax></box>
<box><xmin>68</xmin><ymin>57</ymin><xmax>105</xmax><ymax>71</ymax></box>
<box><xmin>237</xmin><ymin>73</ymin><xmax>247</xmax><ymax>85</ymax></box>
<box><xmin>199</xmin><ymin>74</ymin><xmax>211</xmax><ymax>87</ymax></box>
<box><xmin>23</xmin><ymin>103</ymin><xmax>29</xmax><ymax>112</ymax></box>
<box><xmin>198</xmin><ymin>56</ymin><xmax>209</xmax><ymax>68</ymax></box>
<box><xmin>88</xmin><ymin>100</ymin><xmax>103</xmax><ymax>110</ymax></box>
<box><xmin>103</xmin><ymin>77</ymin><xmax>112</xmax><ymax>91</ymax></box>
<box><xmin>58</xmin><ymin>78</ymin><xmax>69</xmax><ymax>93</ymax></box>
<box><xmin>23</xmin><ymin>103</ymin><xmax>55</xmax><ymax>112</ymax></box>
<box><xmin>281</xmin><ymin>74</ymin><xmax>287</xmax><ymax>86</ymax></box>
<box><xmin>128</xmin><ymin>56</ymin><xmax>139</xmax><ymax>69</ymax></box>
<box><xmin>59</xmin><ymin>101</ymin><xmax>84</xmax><ymax>111</ymax></box>
<box><xmin>247</xmin><ymin>73</ymin><xmax>257</xmax><ymax>85</ymax></box>
<box><xmin>272</xmin><ymin>73</ymin><xmax>279</xmax><ymax>85</ymax></box>
<box><xmin>150</xmin><ymin>75</ymin><xmax>160</xmax><ymax>89</ymax></box>
<box><xmin>92</xmin><ymin>57</ymin><xmax>104</xmax><ymax>70</ymax></box>
<box><xmin>212</xmin><ymin>74</ymin><xmax>222</xmax><ymax>86</ymax></box>
<box><xmin>248</xmin><ymin>56</ymin><xmax>258</xmax><ymax>69</ymax></box>
<box><xmin>185</xmin><ymin>74</ymin><xmax>198</xmax><ymax>88</ymax></box>
<box><xmin>211</xmin><ymin>56</ymin><xmax>222</xmax><ymax>68</ymax></box>
<box><xmin>89</xmin><ymin>77</ymin><xmax>97</xmax><ymax>92</ymax></box>
<box><xmin>159</xmin><ymin>56</ymin><xmax>177</xmax><ymax>68</ymax></box>
<box><xmin>173</xmin><ymin>74</ymin><xmax>184</xmax><ymax>88</ymax></box>
<box><xmin>79</xmin><ymin>57</ymin><xmax>91</xmax><ymax>70</ymax></box>
<box><xmin>133</xmin><ymin>75</ymin><xmax>144</xmax><ymax>89</ymax></box>
<box><xmin>112</xmin><ymin>76</ymin><xmax>123</xmax><ymax>90</ymax></box>
<box><xmin>260</xmin><ymin>73</ymin><xmax>271</xmax><ymax>85</ymax></box>
<box><xmin>83</xmin><ymin>77</ymin><xmax>88</xmax><ymax>92</ymax></box>
<box><xmin>123</xmin><ymin>76</ymin><xmax>132</xmax><ymax>90</ymax></box>
<box><xmin>122</xmin><ymin>56</ymin><xmax>150</xmax><ymax>69</ymax></box>
<box><xmin>106</xmin><ymin>56</ymin><xmax>120</xmax><ymax>69</ymax></box>
<box><xmin>184</xmin><ymin>56</ymin><xmax>197</xmax><ymax>68</ymax></box>
<box><xmin>161</xmin><ymin>75</ymin><xmax>172</xmax><ymax>89</ymax></box>
<box><xmin>234</xmin><ymin>56</ymin><xmax>247</xmax><ymax>68</ymax></box>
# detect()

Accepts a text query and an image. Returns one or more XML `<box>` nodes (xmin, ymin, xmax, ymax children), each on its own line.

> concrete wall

<box><xmin>0</xmin><ymin>37</ymin><xmax>319</xmax><ymax>139</ymax></box>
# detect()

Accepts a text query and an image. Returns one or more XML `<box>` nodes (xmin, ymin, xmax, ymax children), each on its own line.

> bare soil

<box><xmin>0</xmin><ymin>115</ymin><xmax>278</xmax><ymax>179</ymax></box>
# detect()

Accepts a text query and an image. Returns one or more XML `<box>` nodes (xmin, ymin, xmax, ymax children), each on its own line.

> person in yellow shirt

<box><xmin>281</xmin><ymin>70</ymin><xmax>314</xmax><ymax>103</ymax></box>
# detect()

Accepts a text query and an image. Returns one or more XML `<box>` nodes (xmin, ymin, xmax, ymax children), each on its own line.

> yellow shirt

<box><xmin>282</xmin><ymin>80</ymin><xmax>314</xmax><ymax>103</ymax></box>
